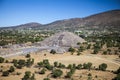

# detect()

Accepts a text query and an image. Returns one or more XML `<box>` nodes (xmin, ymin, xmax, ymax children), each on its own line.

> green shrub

<box><xmin>113</xmin><ymin>73</ymin><xmax>120</xmax><ymax>80</ymax></box>
<box><xmin>77</xmin><ymin>51</ymin><xmax>81</xmax><ymax>55</ymax></box>
<box><xmin>76</xmin><ymin>64</ymin><xmax>82</xmax><ymax>69</ymax></box>
<box><xmin>9</xmin><ymin>66</ymin><xmax>15</xmax><ymax>73</ymax></box>
<box><xmin>54</xmin><ymin>61</ymin><xmax>58</xmax><ymax>67</ymax></box>
<box><xmin>22</xmin><ymin>71</ymin><xmax>31</xmax><ymax>80</ymax></box>
<box><xmin>65</xmin><ymin>72</ymin><xmax>73</xmax><ymax>78</ymax></box>
<box><xmin>25</xmin><ymin>54</ymin><xmax>31</xmax><ymax>58</ymax></box>
<box><xmin>2</xmin><ymin>71</ymin><xmax>9</xmax><ymax>76</ymax></box>
<box><xmin>39</xmin><ymin>68</ymin><xmax>46</xmax><ymax>74</ymax></box>
<box><xmin>103</xmin><ymin>51</ymin><xmax>107</xmax><ymax>55</ymax></box>
<box><xmin>43</xmin><ymin>78</ymin><xmax>50</xmax><ymax>80</ymax></box>
<box><xmin>37</xmin><ymin>62</ymin><xmax>43</xmax><ymax>67</ymax></box>
<box><xmin>99</xmin><ymin>63</ymin><xmax>107</xmax><ymax>71</ymax></box>
<box><xmin>52</xmin><ymin>69</ymin><xmax>63</xmax><ymax>78</ymax></box>
<box><xmin>0</xmin><ymin>57</ymin><xmax>4</xmax><ymax>63</ymax></box>
<box><xmin>50</xmin><ymin>49</ymin><xmax>56</xmax><ymax>54</ymax></box>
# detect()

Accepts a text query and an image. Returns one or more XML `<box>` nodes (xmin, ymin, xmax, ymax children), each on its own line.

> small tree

<box><xmin>43</xmin><ymin>59</ymin><xmax>49</xmax><ymax>65</ymax></box>
<box><xmin>18</xmin><ymin>59</ymin><xmax>26</xmax><ymax>67</ymax></box>
<box><xmin>26</xmin><ymin>58</ymin><xmax>34</xmax><ymax>67</ymax></box>
<box><xmin>76</xmin><ymin>64</ymin><xmax>82</xmax><ymax>70</ymax></box>
<box><xmin>9</xmin><ymin>66</ymin><xmax>15</xmax><ymax>73</ymax></box>
<box><xmin>87</xmin><ymin>44</ymin><xmax>91</xmax><ymax>49</ymax></box>
<box><xmin>22</xmin><ymin>71</ymin><xmax>31</xmax><ymax>80</ymax></box>
<box><xmin>73</xmin><ymin>64</ymin><xmax>76</xmax><ymax>69</ymax></box>
<box><xmin>78</xmin><ymin>46</ymin><xmax>84</xmax><ymax>52</ymax></box>
<box><xmin>54</xmin><ymin>61</ymin><xmax>58</xmax><ymax>67</ymax></box>
<box><xmin>25</xmin><ymin>54</ymin><xmax>31</xmax><ymax>58</ymax></box>
<box><xmin>107</xmin><ymin>49</ymin><xmax>111</xmax><ymax>54</ymax></box>
<box><xmin>52</xmin><ymin>69</ymin><xmax>63</xmax><ymax>78</ymax></box>
<box><xmin>88</xmin><ymin>73</ymin><xmax>92</xmax><ymax>80</ymax></box>
<box><xmin>83</xmin><ymin>62</ymin><xmax>92</xmax><ymax>70</ymax></box>
<box><xmin>12</xmin><ymin>59</ymin><xmax>17</xmax><ymax>63</ymax></box>
<box><xmin>45</xmin><ymin>64</ymin><xmax>53</xmax><ymax>70</ymax></box>
<box><xmin>16</xmin><ymin>59</ymin><xmax>26</xmax><ymax>69</ymax></box>
<box><xmin>113</xmin><ymin>73</ymin><xmax>120</xmax><ymax>80</ymax></box>
<box><xmin>87</xmin><ymin>62</ymin><xmax>92</xmax><ymax>71</ymax></box>
<box><xmin>65</xmin><ymin>68</ymin><xmax>75</xmax><ymax>78</ymax></box>
<box><xmin>77</xmin><ymin>51</ymin><xmax>81</xmax><ymax>56</ymax></box>
<box><xmin>70</xmin><ymin>68</ymin><xmax>76</xmax><ymax>74</ymax></box>
<box><xmin>39</xmin><ymin>68</ymin><xmax>46</xmax><ymax>74</ymax></box>
<box><xmin>92</xmin><ymin>49</ymin><xmax>99</xmax><ymax>54</ymax></box>
<box><xmin>5</xmin><ymin>60</ymin><xmax>9</xmax><ymax>63</ymax></box>
<box><xmin>99</xmin><ymin>63</ymin><xmax>107</xmax><ymax>71</ymax></box>
<box><xmin>115</xmin><ymin>67</ymin><xmax>120</xmax><ymax>74</ymax></box>
<box><xmin>37</xmin><ymin>62</ymin><xmax>43</xmax><ymax>67</ymax></box>
<box><xmin>103</xmin><ymin>51</ymin><xmax>107</xmax><ymax>55</ymax></box>
<box><xmin>65</xmin><ymin>71</ymin><xmax>73</xmax><ymax>78</ymax></box>
<box><xmin>88</xmin><ymin>73</ymin><xmax>92</xmax><ymax>76</ymax></box>
<box><xmin>77</xmin><ymin>42</ymin><xmax>81</xmax><ymax>45</ymax></box>
<box><xmin>0</xmin><ymin>57</ymin><xmax>4</xmax><ymax>63</ymax></box>
<box><xmin>43</xmin><ymin>78</ymin><xmax>50</xmax><ymax>80</ymax></box>
<box><xmin>68</xmin><ymin>47</ymin><xmax>75</xmax><ymax>54</ymax></box>
<box><xmin>31</xmin><ymin>73</ymin><xmax>36</xmax><ymax>80</ymax></box>
<box><xmin>2</xmin><ymin>71</ymin><xmax>9</xmax><ymax>76</ymax></box>
<box><xmin>67</xmin><ymin>64</ymin><xmax>72</xmax><ymax>69</ymax></box>
<box><xmin>58</xmin><ymin>63</ymin><xmax>65</xmax><ymax>68</ymax></box>
<box><xmin>50</xmin><ymin>49</ymin><xmax>56</xmax><ymax>54</ymax></box>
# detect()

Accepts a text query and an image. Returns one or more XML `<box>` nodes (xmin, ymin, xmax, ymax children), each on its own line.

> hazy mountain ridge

<box><xmin>1</xmin><ymin>10</ymin><xmax>120</xmax><ymax>31</ymax></box>
<box><xmin>83</xmin><ymin>10</ymin><xmax>120</xmax><ymax>26</ymax></box>
<box><xmin>0</xmin><ymin>22</ymin><xmax>42</xmax><ymax>30</ymax></box>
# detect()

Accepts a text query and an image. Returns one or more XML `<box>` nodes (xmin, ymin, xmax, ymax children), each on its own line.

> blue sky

<box><xmin>0</xmin><ymin>0</ymin><xmax>120</xmax><ymax>27</ymax></box>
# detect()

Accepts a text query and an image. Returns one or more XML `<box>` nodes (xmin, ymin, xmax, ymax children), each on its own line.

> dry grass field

<box><xmin>0</xmin><ymin>50</ymin><xmax>119</xmax><ymax>80</ymax></box>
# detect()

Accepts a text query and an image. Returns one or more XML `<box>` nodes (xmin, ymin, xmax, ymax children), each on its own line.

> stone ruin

<box><xmin>36</xmin><ymin>31</ymin><xmax>86</xmax><ymax>53</ymax></box>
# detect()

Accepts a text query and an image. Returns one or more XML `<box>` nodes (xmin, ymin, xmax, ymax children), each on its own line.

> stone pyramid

<box><xmin>40</xmin><ymin>31</ymin><xmax>85</xmax><ymax>47</ymax></box>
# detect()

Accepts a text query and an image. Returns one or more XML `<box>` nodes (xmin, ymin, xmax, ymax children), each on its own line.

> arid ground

<box><xmin>0</xmin><ymin>50</ymin><xmax>119</xmax><ymax>80</ymax></box>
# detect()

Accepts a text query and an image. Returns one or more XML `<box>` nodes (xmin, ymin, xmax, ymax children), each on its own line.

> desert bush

<box><xmin>22</xmin><ymin>71</ymin><xmax>35</xmax><ymax>80</ymax></box>
<box><xmin>99</xmin><ymin>63</ymin><xmax>107</xmax><ymax>71</ymax></box>
<box><xmin>87</xmin><ymin>44</ymin><xmax>91</xmax><ymax>49</ymax></box>
<box><xmin>45</xmin><ymin>64</ymin><xmax>53</xmax><ymax>70</ymax></box>
<box><xmin>103</xmin><ymin>51</ymin><xmax>107</xmax><ymax>55</ymax></box>
<box><xmin>26</xmin><ymin>58</ymin><xmax>34</xmax><ymax>67</ymax></box>
<box><xmin>83</xmin><ymin>62</ymin><xmax>92</xmax><ymax>70</ymax></box>
<box><xmin>39</xmin><ymin>68</ymin><xmax>46</xmax><ymax>74</ymax></box>
<box><xmin>0</xmin><ymin>57</ymin><xmax>4</xmax><ymax>63</ymax></box>
<box><xmin>58</xmin><ymin>63</ymin><xmax>65</xmax><ymax>68</ymax></box>
<box><xmin>87</xmin><ymin>73</ymin><xmax>92</xmax><ymax>80</ymax></box>
<box><xmin>114</xmin><ymin>67</ymin><xmax>120</xmax><ymax>74</ymax></box>
<box><xmin>9</xmin><ymin>66</ymin><xmax>15</xmax><ymax>73</ymax></box>
<box><xmin>37</xmin><ymin>62</ymin><xmax>43</xmax><ymax>67</ymax></box>
<box><xmin>67</xmin><ymin>64</ymin><xmax>72</xmax><ymax>69</ymax></box>
<box><xmin>54</xmin><ymin>61</ymin><xmax>58</xmax><ymax>67</ymax></box>
<box><xmin>78</xmin><ymin>46</ymin><xmax>84</xmax><ymax>52</ymax></box>
<box><xmin>76</xmin><ymin>64</ymin><xmax>82</xmax><ymax>69</ymax></box>
<box><xmin>50</xmin><ymin>49</ymin><xmax>56</xmax><ymax>54</ymax></box>
<box><xmin>43</xmin><ymin>78</ymin><xmax>50</xmax><ymax>80</ymax></box>
<box><xmin>5</xmin><ymin>60</ymin><xmax>9</xmax><ymax>63</ymax></box>
<box><xmin>113</xmin><ymin>73</ymin><xmax>120</xmax><ymax>80</ymax></box>
<box><xmin>68</xmin><ymin>47</ymin><xmax>75</xmax><ymax>54</ymax></box>
<box><xmin>22</xmin><ymin>71</ymin><xmax>31</xmax><ymax>80</ymax></box>
<box><xmin>77</xmin><ymin>51</ymin><xmax>81</xmax><ymax>55</ymax></box>
<box><xmin>65</xmin><ymin>71</ymin><xmax>73</xmax><ymax>78</ymax></box>
<box><xmin>52</xmin><ymin>69</ymin><xmax>63</xmax><ymax>78</ymax></box>
<box><xmin>2</xmin><ymin>71</ymin><xmax>9</xmax><ymax>76</ymax></box>
<box><xmin>25</xmin><ymin>54</ymin><xmax>31</xmax><ymax>58</ymax></box>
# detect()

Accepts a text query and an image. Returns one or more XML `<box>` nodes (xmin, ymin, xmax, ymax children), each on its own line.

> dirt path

<box><xmin>86</xmin><ymin>54</ymin><xmax>120</xmax><ymax>66</ymax></box>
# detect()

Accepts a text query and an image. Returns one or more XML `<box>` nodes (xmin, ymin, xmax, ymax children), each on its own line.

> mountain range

<box><xmin>1</xmin><ymin>10</ymin><xmax>120</xmax><ymax>31</ymax></box>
